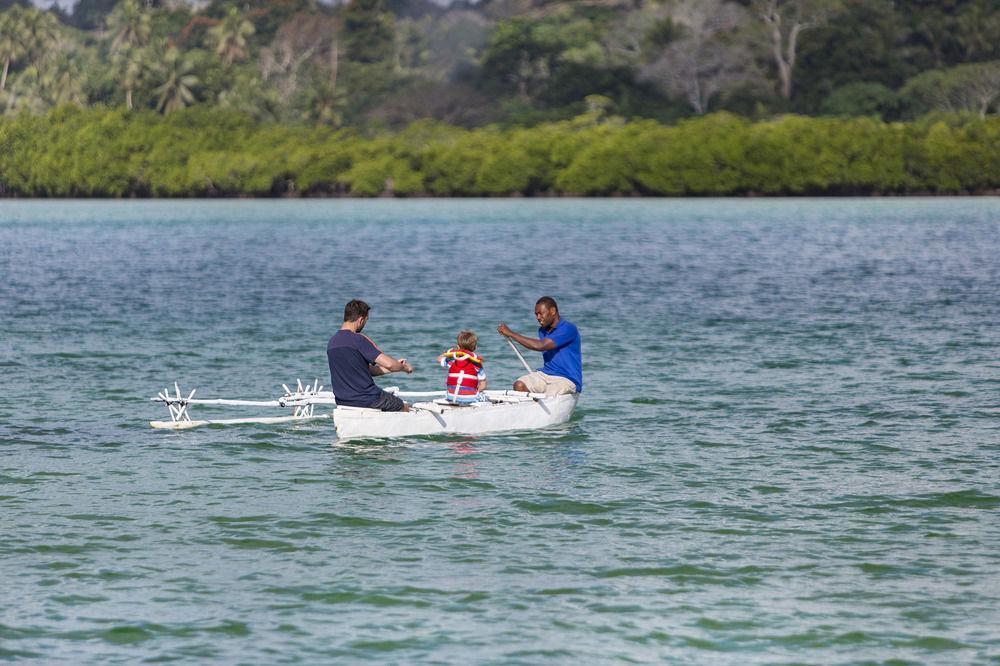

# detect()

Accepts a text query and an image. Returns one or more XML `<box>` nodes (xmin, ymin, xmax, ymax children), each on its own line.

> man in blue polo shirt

<box><xmin>497</xmin><ymin>296</ymin><xmax>582</xmax><ymax>396</ymax></box>
<box><xmin>327</xmin><ymin>299</ymin><xmax>413</xmax><ymax>411</ymax></box>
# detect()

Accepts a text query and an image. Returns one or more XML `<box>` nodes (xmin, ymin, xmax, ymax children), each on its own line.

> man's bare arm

<box><xmin>497</xmin><ymin>323</ymin><xmax>555</xmax><ymax>352</ymax></box>
<box><xmin>372</xmin><ymin>353</ymin><xmax>413</xmax><ymax>375</ymax></box>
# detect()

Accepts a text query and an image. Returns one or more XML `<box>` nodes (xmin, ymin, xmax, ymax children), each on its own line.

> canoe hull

<box><xmin>333</xmin><ymin>394</ymin><xmax>578</xmax><ymax>439</ymax></box>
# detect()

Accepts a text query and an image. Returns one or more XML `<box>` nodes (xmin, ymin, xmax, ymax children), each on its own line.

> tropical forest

<box><xmin>0</xmin><ymin>0</ymin><xmax>998</xmax><ymax>196</ymax></box>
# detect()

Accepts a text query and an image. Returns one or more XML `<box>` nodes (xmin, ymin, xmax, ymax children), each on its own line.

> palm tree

<box><xmin>0</xmin><ymin>6</ymin><xmax>29</xmax><ymax>92</ymax></box>
<box><xmin>207</xmin><ymin>7</ymin><xmax>254</xmax><ymax>68</ymax></box>
<box><xmin>112</xmin><ymin>45</ymin><xmax>146</xmax><ymax>110</ymax></box>
<box><xmin>20</xmin><ymin>7</ymin><xmax>60</xmax><ymax>65</ymax></box>
<box><xmin>3</xmin><ymin>63</ymin><xmax>47</xmax><ymax>115</ymax></box>
<box><xmin>38</xmin><ymin>53</ymin><xmax>86</xmax><ymax>107</ymax></box>
<box><xmin>152</xmin><ymin>47</ymin><xmax>198</xmax><ymax>113</ymax></box>
<box><xmin>106</xmin><ymin>0</ymin><xmax>151</xmax><ymax>52</ymax></box>
<box><xmin>302</xmin><ymin>78</ymin><xmax>345</xmax><ymax>127</ymax></box>
<box><xmin>1</xmin><ymin>7</ymin><xmax>62</xmax><ymax>95</ymax></box>
<box><xmin>106</xmin><ymin>0</ymin><xmax>151</xmax><ymax>110</ymax></box>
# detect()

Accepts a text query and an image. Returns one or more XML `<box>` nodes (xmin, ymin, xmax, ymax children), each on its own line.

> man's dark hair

<box><xmin>536</xmin><ymin>296</ymin><xmax>558</xmax><ymax>312</ymax></box>
<box><xmin>344</xmin><ymin>299</ymin><xmax>371</xmax><ymax>322</ymax></box>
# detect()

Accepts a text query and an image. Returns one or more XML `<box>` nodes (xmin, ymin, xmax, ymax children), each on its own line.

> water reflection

<box><xmin>450</xmin><ymin>438</ymin><xmax>479</xmax><ymax>480</ymax></box>
<box><xmin>326</xmin><ymin>438</ymin><xmax>405</xmax><ymax>481</ymax></box>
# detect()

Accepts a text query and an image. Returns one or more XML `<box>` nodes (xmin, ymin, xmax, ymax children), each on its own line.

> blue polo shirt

<box><xmin>538</xmin><ymin>318</ymin><xmax>583</xmax><ymax>392</ymax></box>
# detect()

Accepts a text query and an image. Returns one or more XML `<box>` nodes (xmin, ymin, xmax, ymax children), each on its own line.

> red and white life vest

<box><xmin>441</xmin><ymin>348</ymin><xmax>483</xmax><ymax>399</ymax></box>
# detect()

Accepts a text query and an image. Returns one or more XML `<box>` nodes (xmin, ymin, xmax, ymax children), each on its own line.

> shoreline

<box><xmin>0</xmin><ymin>192</ymin><xmax>998</xmax><ymax>200</ymax></box>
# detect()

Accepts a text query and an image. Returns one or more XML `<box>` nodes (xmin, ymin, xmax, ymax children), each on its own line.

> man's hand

<box><xmin>496</xmin><ymin>324</ymin><xmax>554</xmax><ymax>353</ymax></box>
<box><xmin>400</xmin><ymin>359</ymin><xmax>413</xmax><ymax>374</ymax></box>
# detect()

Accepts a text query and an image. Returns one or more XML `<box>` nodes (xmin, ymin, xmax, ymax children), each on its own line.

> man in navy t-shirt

<box><xmin>327</xmin><ymin>299</ymin><xmax>413</xmax><ymax>411</ymax></box>
<box><xmin>497</xmin><ymin>296</ymin><xmax>582</xmax><ymax>396</ymax></box>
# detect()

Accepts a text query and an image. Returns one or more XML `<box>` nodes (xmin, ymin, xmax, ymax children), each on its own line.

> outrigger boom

<box><xmin>150</xmin><ymin>380</ymin><xmax>551</xmax><ymax>431</ymax></box>
<box><xmin>150</xmin><ymin>380</ymin><xmax>336</xmax><ymax>430</ymax></box>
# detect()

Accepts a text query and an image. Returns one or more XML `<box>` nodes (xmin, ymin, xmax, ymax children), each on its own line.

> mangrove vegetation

<box><xmin>2</xmin><ymin>106</ymin><xmax>998</xmax><ymax>196</ymax></box>
<box><xmin>0</xmin><ymin>0</ymin><xmax>997</xmax><ymax>196</ymax></box>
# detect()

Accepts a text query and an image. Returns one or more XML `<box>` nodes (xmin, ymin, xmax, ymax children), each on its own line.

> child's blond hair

<box><xmin>457</xmin><ymin>330</ymin><xmax>477</xmax><ymax>351</ymax></box>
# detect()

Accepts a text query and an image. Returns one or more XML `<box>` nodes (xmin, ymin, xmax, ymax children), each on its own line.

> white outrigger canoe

<box><xmin>150</xmin><ymin>380</ymin><xmax>578</xmax><ymax>439</ymax></box>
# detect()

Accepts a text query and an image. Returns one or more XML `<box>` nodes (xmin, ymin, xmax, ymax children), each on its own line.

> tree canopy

<box><xmin>0</xmin><ymin>0</ymin><xmax>995</xmax><ymax>125</ymax></box>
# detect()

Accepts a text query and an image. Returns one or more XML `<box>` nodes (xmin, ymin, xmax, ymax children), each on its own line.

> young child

<box><xmin>437</xmin><ymin>330</ymin><xmax>487</xmax><ymax>404</ymax></box>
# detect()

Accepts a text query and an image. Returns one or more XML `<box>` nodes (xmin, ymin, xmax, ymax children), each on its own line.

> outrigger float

<box><xmin>150</xmin><ymin>379</ymin><xmax>578</xmax><ymax>439</ymax></box>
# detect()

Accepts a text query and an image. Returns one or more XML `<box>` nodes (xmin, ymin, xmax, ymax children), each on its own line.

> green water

<box><xmin>1</xmin><ymin>199</ymin><xmax>998</xmax><ymax>663</ymax></box>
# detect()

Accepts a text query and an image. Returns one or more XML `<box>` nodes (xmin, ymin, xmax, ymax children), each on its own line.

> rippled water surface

<box><xmin>1</xmin><ymin>199</ymin><xmax>998</xmax><ymax>664</ymax></box>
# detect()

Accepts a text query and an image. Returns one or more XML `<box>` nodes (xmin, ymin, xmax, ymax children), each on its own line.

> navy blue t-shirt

<box><xmin>327</xmin><ymin>330</ymin><xmax>383</xmax><ymax>407</ymax></box>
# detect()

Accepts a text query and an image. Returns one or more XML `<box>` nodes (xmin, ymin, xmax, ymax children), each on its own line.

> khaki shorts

<box><xmin>516</xmin><ymin>371</ymin><xmax>577</xmax><ymax>397</ymax></box>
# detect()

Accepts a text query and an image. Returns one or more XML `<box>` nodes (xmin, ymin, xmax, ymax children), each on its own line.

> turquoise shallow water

<box><xmin>1</xmin><ymin>199</ymin><xmax>998</xmax><ymax>664</ymax></box>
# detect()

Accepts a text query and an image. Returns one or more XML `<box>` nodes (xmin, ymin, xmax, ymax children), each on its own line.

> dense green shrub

<box><xmin>0</xmin><ymin>107</ymin><xmax>997</xmax><ymax>197</ymax></box>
